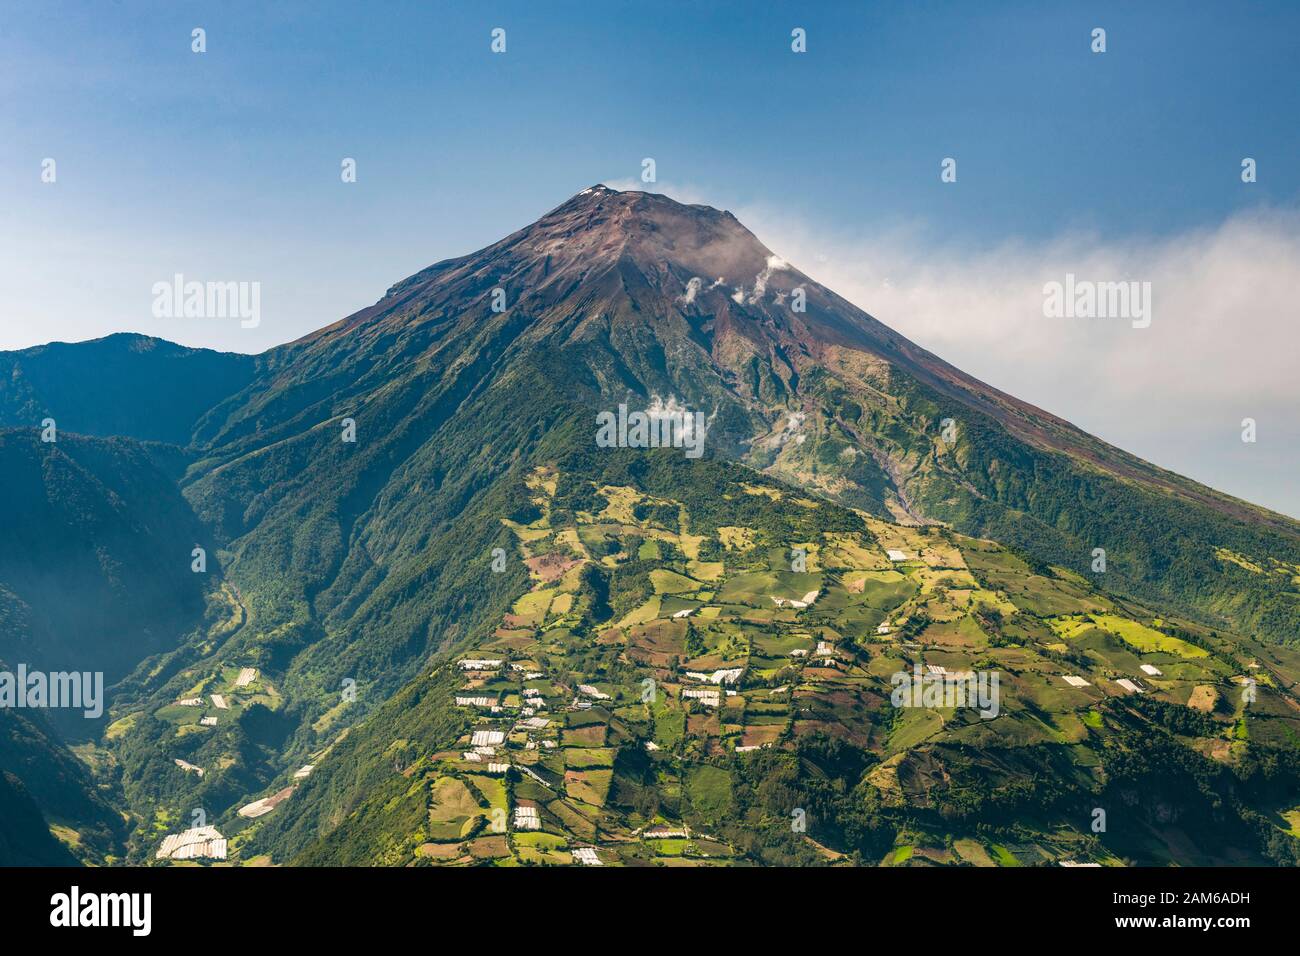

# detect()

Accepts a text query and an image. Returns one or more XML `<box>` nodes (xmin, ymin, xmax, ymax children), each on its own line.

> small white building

<box><xmin>157</xmin><ymin>826</ymin><xmax>226</xmax><ymax>861</ymax></box>
<box><xmin>681</xmin><ymin>688</ymin><xmax>720</xmax><ymax>707</ymax></box>
<box><xmin>513</xmin><ymin>806</ymin><xmax>541</xmax><ymax>830</ymax></box>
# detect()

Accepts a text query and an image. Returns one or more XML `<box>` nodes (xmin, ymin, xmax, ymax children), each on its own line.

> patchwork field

<box><xmin>253</xmin><ymin>463</ymin><xmax>1300</xmax><ymax>868</ymax></box>
<box><xmin>155</xmin><ymin>461</ymin><xmax>1300</xmax><ymax>870</ymax></box>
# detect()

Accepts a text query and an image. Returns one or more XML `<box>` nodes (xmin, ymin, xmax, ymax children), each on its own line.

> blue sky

<box><xmin>2</xmin><ymin>1</ymin><xmax>1298</xmax><ymax>514</ymax></box>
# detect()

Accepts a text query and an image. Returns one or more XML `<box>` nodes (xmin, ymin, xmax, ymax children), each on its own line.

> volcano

<box><xmin>3</xmin><ymin>185</ymin><xmax>1300</xmax><ymax>867</ymax></box>
<box><xmin>179</xmin><ymin>184</ymin><xmax>1300</xmax><ymax>632</ymax></box>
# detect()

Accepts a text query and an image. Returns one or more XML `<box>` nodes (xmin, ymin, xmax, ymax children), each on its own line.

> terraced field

<box><xmin>307</xmin><ymin>464</ymin><xmax>1300</xmax><ymax>867</ymax></box>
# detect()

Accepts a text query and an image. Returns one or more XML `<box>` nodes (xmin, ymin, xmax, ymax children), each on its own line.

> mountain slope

<box><xmin>4</xmin><ymin>185</ymin><xmax>1298</xmax><ymax>867</ymax></box>
<box><xmin>0</xmin><ymin>770</ymin><xmax>79</xmax><ymax>866</ymax></box>
<box><xmin>185</xmin><ymin>185</ymin><xmax>1300</xmax><ymax>649</ymax></box>
<box><xmin>247</xmin><ymin>454</ymin><xmax>1300</xmax><ymax>867</ymax></box>
<box><xmin>0</xmin><ymin>333</ymin><xmax>256</xmax><ymax>445</ymax></box>
<box><xmin>0</xmin><ymin>706</ymin><xmax>126</xmax><ymax>865</ymax></box>
<box><xmin>0</xmin><ymin>431</ymin><xmax>211</xmax><ymax>699</ymax></box>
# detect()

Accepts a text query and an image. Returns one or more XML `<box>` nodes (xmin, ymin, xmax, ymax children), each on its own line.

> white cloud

<box><xmin>735</xmin><ymin>204</ymin><xmax>1300</xmax><ymax>519</ymax></box>
<box><xmin>749</xmin><ymin>254</ymin><xmax>788</xmax><ymax>303</ymax></box>
<box><xmin>680</xmin><ymin>276</ymin><xmax>702</xmax><ymax>305</ymax></box>
<box><xmin>594</xmin><ymin>179</ymin><xmax>1300</xmax><ymax>515</ymax></box>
